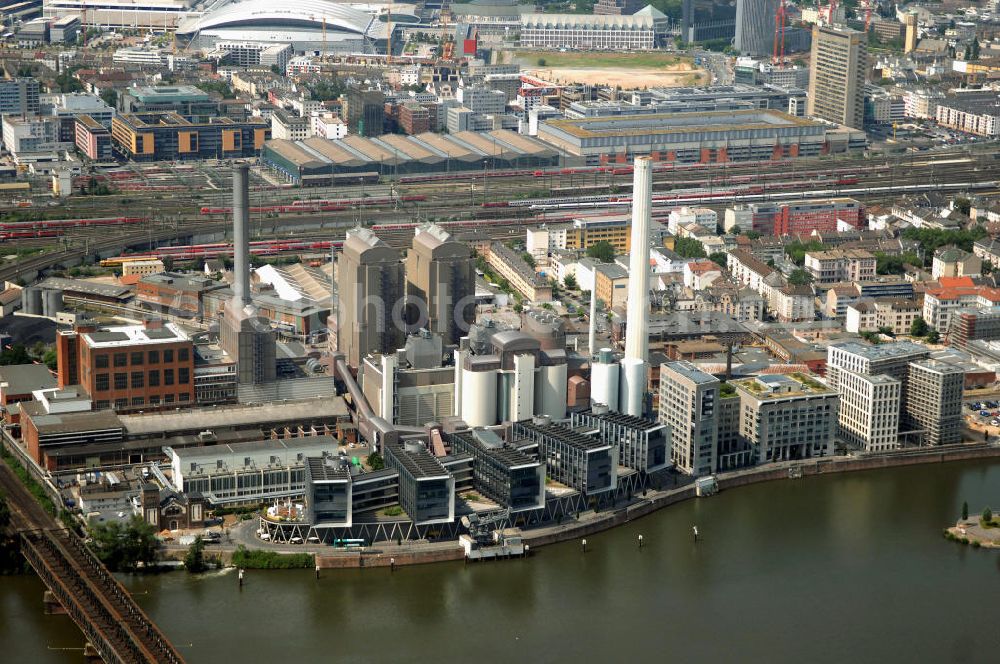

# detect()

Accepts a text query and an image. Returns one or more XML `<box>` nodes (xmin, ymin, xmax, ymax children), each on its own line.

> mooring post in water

<box><xmin>638</xmin><ymin>534</ymin><xmax>644</xmax><ymax>549</ymax></box>
<box><xmin>315</xmin><ymin>564</ymin><xmax>320</xmax><ymax>580</ymax></box>
<box><xmin>238</xmin><ymin>568</ymin><xmax>244</xmax><ymax>587</ymax></box>
<box><xmin>581</xmin><ymin>538</ymin><xmax>587</xmax><ymax>553</ymax></box>
<box><xmin>692</xmin><ymin>525</ymin><xmax>699</xmax><ymax>542</ymax></box>
<box><xmin>390</xmin><ymin>557</ymin><xmax>396</xmax><ymax>572</ymax></box>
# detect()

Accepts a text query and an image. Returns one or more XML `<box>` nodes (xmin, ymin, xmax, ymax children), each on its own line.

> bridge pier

<box><xmin>43</xmin><ymin>590</ymin><xmax>67</xmax><ymax>615</ymax></box>
<box><xmin>83</xmin><ymin>642</ymin><xmax>103</xmax><ymax>663</ymax></box>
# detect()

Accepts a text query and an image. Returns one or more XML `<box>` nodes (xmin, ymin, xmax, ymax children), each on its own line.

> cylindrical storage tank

<box><xmin>534</xmin><ymin>363</ymin><xmax>568</xmax><ymax>420</ymax></box>
<box><xmin>461</xmin><ymin>368</ymin><xmax>497</xmax><ymax>427</ymax></box>
<box><xmin>591</xmin><ymin>360</ymin><xmax>620</xmax><ymax>411</ymax></box>
<box><xmin>42</xmin><ymin>289</ymin><xmax>63</xmax><ymax>317</ymax></box>
<box><xmin>22</xmin><ymin>287</ymin><xmax>43</xmax><ymax>316</ymax></box>
<box><xmin>619</xmin><ymin>358</ymin><xmax>646</xmax><ymax>418</ymax></box>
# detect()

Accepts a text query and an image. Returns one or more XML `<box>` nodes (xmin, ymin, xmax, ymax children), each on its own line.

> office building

<box><xmin>537</xmin><ymin>109</ymin><xmax>863</xmax><ymax>164</ymax></box>
<box><xmin>826</xmin><ymin>341</ymin><xmax>930</xmax><ymax>395</ymax></box>
<box><xmin>75</xmin><ymin>115</ymin><xmax>114</xmax><ymax>161</ymax></box>
<box><xmin>570</xmin><ymin>409</ymin><xmax>670</xmax><ymax>474</ymax></box>
<box><xmin>2</xmin><ymin>115</ymin><xmax>72</xmax><ymax>162</ymax></box>
<box><xmin>512</xmin><ymin>419</ymin><xmax>618</xmax><ymax>496</ymax></box>
<box><xmin>448</xmin><ymin>428</ymin><xmax>545</xmax><ymax>512</ymax></box>
<box><xmin>111</xmin><ymin>112</ymin><xmax>269</xmax><ymax>161</ymax></box>
<box><xmin>735</xmin><ymin>0</ymin><xmax>776</xmax><ymax>57</ymax></box>
<box><xmin>168</xmin><ymin>437</ymin><xmax>341</xmax><ymax>505</ymax></box>
<box><xmin>405</xmin><ymin>224</ymin><xmax>475</xmax><ymax>345</ymax></box>
<box><xmin>519</xmin><ymin>13</ymin><xmax>656</xmax><ymax>50</ymax></box>
<box><xmin>346</xmin><ymin>87</ymin><xmax>385</xmax><ymax>137</ymax></box>
<box><xmin>335</xmin><ymin>227</ymin><xmax>406</xmax><ymax>369</ymax></box>
<box><xmin>304</xmin><ymin>456</ymin><xmax>353</xmax><ymax>527</ymax></box>
<box><xmin>119</xmin><ymin>85</ymin><xmax>217</xmax><ymax>117</ymax></box>
<box><xmin>905</xmin><ymin>360</ymin><xmax>964</xmax><ymax>446</ymax></box>
<box><xmin>948</xmin><ymin>308</ymin><xmax>1000</xmax><ymax>350</ymax></box>
<box><xmin>681</xmin><ymin>0</ymin><xmax>737</xmax><ymax>42</ymax></box>
<box><xmin>658</xmin><ymin>361</ymin><xmax>719</xmax><ymax>476</ymax></box>
<box><xmin>733</xmin><ymin>374</ymin><xmax>838</xmax><ymax>463</ymax></box>
<box><xmin>837</xmin><ymin>371</ymin><xmax>901</xmax><ymax>452</ymax></box>
<box><xmin>56</xmin><ymin>321</ymin><xmax>195</xmax><ymax>412</ymax></box>
<box><xmin>383</xmin><ymin>440</ymin><xmax>455</xmax><ymax>526</ymax></box>
<box><xmin>807</xmin><ymin>25</ymin><xmax>867</xmax><ymax>130</ymax></box>
<box><xmin>0</xmin><ymin>77</ymin><xmax>40</xmax><ymax>116</ymax></box>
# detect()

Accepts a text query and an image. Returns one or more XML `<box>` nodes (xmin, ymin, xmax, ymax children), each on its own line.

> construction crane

<box><xmin>773</xmin><ymin>0</ymin><xmax>787</xmax><ymax>65</ymax></box>
<box><xmin>826</xmin><ymin>0</ymin><xmax>838</xmax><ymax>25</ymax></box>
<box><xmin>863</xmin><ymin>1</ymin><xmax>874</xmax><ymax>32</ymax></box>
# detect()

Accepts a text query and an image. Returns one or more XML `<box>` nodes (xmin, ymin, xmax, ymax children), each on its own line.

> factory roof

<box><xmin>661</xmin><ymin>360</ymin><xmax>719</xmax><ymax>384</ymax></box>
<box><xmin>81</xmin><ymin>323</ymin><xmax>188</xmax><ymax>349</ymax></box>
<box><xmin>829</xmin><ymin>340</ymin><xmax>929</xmax><ymax>361</ymax></box>
<box><xmin>120</xmin><ymin>397</ymin><xmax>348</xmax><ymax>436</ymax></box>
<box><xmin>543</xmin><ymin>109</ymin><xmax>819</xmax><ymax>140</ymax></box>
<box><xmin>37</xmin><ymin>277</ymin><xmax>132</xmax><ymax>300</ymax></box>
<box><xmin>388</xmin><ymin>441</ymin><xmax>451</xmax><ymax>479</ymax></box>
<box><xmin>304</xmin><ymin>456</ymin><xmax>352</xmax><ymax>482</ymax></box>
<box><xmin>170</xmin><ymin>436</ymin><xmax>339</xmax><ymax>468</ymax></box>
<box><xmin>0</xmin><ymin>364</ymin><xmax>57</xmax><ymax>396</ymax></box>
<box><xmin>21</xmin><ymin>404</ymin><xmax>123</xmax><ymax>435</ymax></box>
<box><xmin>517</xmin><ymin>420</ymin><xmax>610</xmax><ymax>451</ymax></box>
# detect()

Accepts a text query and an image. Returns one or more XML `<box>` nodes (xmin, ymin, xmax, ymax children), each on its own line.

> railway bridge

<box><xmin>0</xmin><ymin>463</ymin><xmax>185</xmax><ymax>664</ymax></box>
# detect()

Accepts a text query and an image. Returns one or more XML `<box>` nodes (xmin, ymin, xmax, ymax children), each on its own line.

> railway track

<box><xmin>0</xmin><ymin>462</ymin><xmax>184</xmax><ymax>664</ymax></box>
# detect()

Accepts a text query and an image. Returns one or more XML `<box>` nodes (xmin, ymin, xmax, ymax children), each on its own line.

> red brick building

<box><xmin>399</xmin><ymin>102</ymin><xmax>432</xmax><ymax>135</ymax></box>
<box><xmin>57</xmin><ymin>320</ymin><xmax>195</xmax><ymax>412</ymax></box>
<box><xmin>773</xmin><ymin>198</ymin><xmax>865</xmax><ymax>236</ymax></box>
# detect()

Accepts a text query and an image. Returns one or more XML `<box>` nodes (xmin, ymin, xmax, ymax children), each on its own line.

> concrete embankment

<box><xmin>257</xmin><ymin>445</ymin><xmax>1000</xmax><ymax>569</ymax></box>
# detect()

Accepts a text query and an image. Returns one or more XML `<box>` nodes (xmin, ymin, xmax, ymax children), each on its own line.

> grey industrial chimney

<box><xmin>233</xmin><ymin>164</ymin><xmax>251</xmax><ymax>306</ymax></box>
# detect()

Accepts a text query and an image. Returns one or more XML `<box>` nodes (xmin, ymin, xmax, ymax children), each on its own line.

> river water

<box><xmin>5</xmin><ymin>460</ymin><xmax>1000</xmax><ymax>663</ymax></box>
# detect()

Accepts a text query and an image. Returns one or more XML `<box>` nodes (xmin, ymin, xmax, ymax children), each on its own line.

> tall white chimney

<box><xmin>620</xmin><ymin>156</ymin><xmax>652</xmax><ymax>417</ymax></box>
<box><xmin>232</xmin><ymin>164</ymin><xmax>251</xmax><ymax>307</ymax></box>
<box><xmin>588</xmin><ymin>283</ymin><xmax>597</xmax><ymax>356</ymax></box>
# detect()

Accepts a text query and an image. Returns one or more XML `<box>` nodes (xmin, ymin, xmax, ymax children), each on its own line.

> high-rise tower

<box><xmin>807</xmin><ymin>24</ymin><xmax>867</xmax><ymax>130</ymax></box>
<box><xmin>735</xmin><ymin>0</ymin><xmax>777</xmax><ymax>57</ymax></box>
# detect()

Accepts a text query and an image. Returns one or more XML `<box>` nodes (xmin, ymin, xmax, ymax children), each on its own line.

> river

<box><xmin>4</xmin><ymin>460</ymin><xmax>1000</xmax><ymax>663</ymax></box>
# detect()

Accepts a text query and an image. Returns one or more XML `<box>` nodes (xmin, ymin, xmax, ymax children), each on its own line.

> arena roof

<box><xmin>544</xmin><ymin>109</ymin><xmax>820</xmax><ymax>140</ymax></box>
<box><xmin>178</xmin><ymin>0</ymin><xmax>385</xmax><ymax>40</ymax></box>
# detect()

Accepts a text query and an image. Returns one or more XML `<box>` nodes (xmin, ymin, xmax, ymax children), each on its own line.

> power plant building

<box><xmin>405</xmin><ymin>225</ymin><xmax>475</xmax><ymax>345</ymax></box>
<box><xmin>335</xmin><ymin>227</ymin><xmax>406</xmax><ymax>369</ymax></box>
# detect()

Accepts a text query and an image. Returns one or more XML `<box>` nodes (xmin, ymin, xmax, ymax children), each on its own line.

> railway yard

<box><xmin>3</xmin><ymin>146</ymin><xmax>1000</xmax><ymax>280</ymax></box>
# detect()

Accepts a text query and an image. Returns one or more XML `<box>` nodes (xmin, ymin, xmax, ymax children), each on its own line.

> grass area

<box><xmin>719</xmin><ymin>382</ymin><xmax>737</xmax><ymax>398</ymax></box>
<box><xmin>231</xmin><ymin>546</ymin><xmax>314</xmax><ymax>569</ymax></box>
<box><xmin>379</xmin><ymin>506</ymin><xmax>404</xmax><ymax>518</ymax></box>
<box><xmin>0</xmin><ymin>246</ymin><xmax>47</xmax><ymax>258</ymax></box>
<box><xmin>513</xmin><ymin>50</ymin><xmax>692</xmax><ymax>69</ymax></box>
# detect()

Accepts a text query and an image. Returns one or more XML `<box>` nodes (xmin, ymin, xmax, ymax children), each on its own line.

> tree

<box><xmin>745</xmin><ymin>230</ymin><xmax>762</xmax><ymax>240</ymax></box>
<box><xmin>982</xmin><ymin>507</ymin><xmax>993</xmax><ymax>524</ymax></box>
<box><xmin>100</xmin><ymin>88</ymin><xmax>118</xmax><ymax>110</ymax></box>
<box><xmin>877</xmin><ymin>325</ymin><xmax>896</xmax><ymax>338</ymax></box>
<box><xmin>962</xmin><ymin>501</ymin><xmax>969</xmax><ymax>520</ymax></box>
<box><xmin>0</xmin><ymin>345</ymin><xmax>31</xmax><ymax>366</ymax></box>
<box><xmin>585</xmin><ymin>241</ymin><xmax>616</xmax><ymax>263</ymax></box>
<box><xmin>787</xmin><ymin>269</ymin><xmax>814</xmax><ymax>286</ymax></box>
<box><xmin>537</xmin><ymin>58</ymin><xmax>546</xmax><ymax>66</ymax></box>
<box><xmin>785</xmin><ymin>240</ymin><xmax>824</xmax><ymax>266</ymax></box>
<box><xmin>184</xmin><ymin>536</ymin><xmax>208</xmax><ymax>573</ymax></box>
<box><xmin>366</xmin><ymin>451</ymin><xmax>384</xmax><ymax>471</ymax></box>
<box><xmin>708</xmin><ymin>252</ymin><xmax>728</xmax><ymax>267</ymax></box>
<box><xmin>910</xmin><ymin>317</ymin><xmax>929</xmax><ymax>337</ymax></box>
<box><xmin>954</xmin><ymin>197</ymin><xmax>972</xmax><ymax>216</ymax></box>
<box><xmin>88</xmin><ymin>516</ymin><xmax>159</xmax><ymax>572</ymax></box>
<box><xmin>521</xmin><ymin>252</ymin><xmax>536</xmax><ymax>268</ymax></box>
<box><xmin>42</xmin><ymin>349</ymin><xmax>57</xmax><ymax>371</ymax></box>
<box><xmin>927</xmin><ymin>329</ymin><xmax>941</xmax><ymax>344</ymax></box>
<box><xmin>674</xmin><ymin>237</ymin><xmax>707</xmax><ymax>259</ymax></box>
<box><xmin>876</xmin><ymin>252</ymin><xmax>923</xmax><ymax>275</ymax></box>
<box><xmin>563</xmin><ymin>274</ymin><xmax>578</xmax><ymax>291</ymax></box>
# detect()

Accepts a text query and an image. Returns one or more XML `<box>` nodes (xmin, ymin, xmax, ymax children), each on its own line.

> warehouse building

<box><xmin>536</xmin><ymin>109</ymin><xmax>865</xmax><ymax>165</ymax></box>
<box><xmin>261</xmin><ymin>129</ymin><xmax>559</xmax><ymax>184</ymax></box>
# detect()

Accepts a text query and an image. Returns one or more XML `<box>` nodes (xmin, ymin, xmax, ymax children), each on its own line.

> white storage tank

<box><xmin>461</xmin><ymin>367</ymin><xmax>497</xmax><ymax>427</ymax></box>
<box><xmin>619</xmin><ymin>357</ymin><xmax>646</xmax><ymax>418</ymax></box>
<box><xmin>534</xmin><ymin>362</ymin><xmax>567</xmax><ymax>420</ymax></box>
<box><xmin>591</xmin><ymin>348</ymin><xmax>619</xmax><ymax>411</ymax></box>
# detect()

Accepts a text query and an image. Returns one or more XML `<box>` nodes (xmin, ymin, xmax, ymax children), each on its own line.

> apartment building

<box><xmin>484</xmin><ymin>242</ymin><xmax>553</xmax><ymax>302</ymax></box>
<box><xmin>905</xmin><ymin>360</ymin><xmax>964</xmax><ymax>445</ymax></box>
<box><xmin>837</xmin><ymin>371</ymin><xmax>901</xmax><ymax>452</ymax></box>
<box><xmin>804</xmin><ymin>249</ymin><xmax>877</xmax><ymax>284</ymax></box>
<box><xmin>845</xmin><ymin>298</ymin><xmax>923</xmax><ymax>335</ymax></box>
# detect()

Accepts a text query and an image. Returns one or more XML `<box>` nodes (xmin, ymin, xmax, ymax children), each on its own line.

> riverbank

<box><xmin>945</xmin><ymin>513</ymin><xmax>1000</xmax><ymax>548</ymax></box>
<box><xmin>281</xmin><ymin>443</ymin><xmax>1000</xmax><ymax>568</ymax></box>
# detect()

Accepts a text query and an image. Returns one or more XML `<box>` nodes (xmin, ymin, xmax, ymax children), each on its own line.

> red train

<box><xmin>0</xmin><ymin>216</ymin><xmax>148</xmax><ymax>240</ymax></box>
<box><xmin>200</xmin><ymin>195</ymin><xmax>426</xmax><ymax>216</ymax></box>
